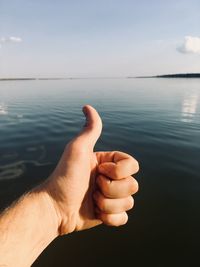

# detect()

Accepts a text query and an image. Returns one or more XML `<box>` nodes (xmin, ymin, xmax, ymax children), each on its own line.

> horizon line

<box><xmin>1</xmin><ymin>72</ymin><xmax>200</xmax><ymax>81</ymax></box>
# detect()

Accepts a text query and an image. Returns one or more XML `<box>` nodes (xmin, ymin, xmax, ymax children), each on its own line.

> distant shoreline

<box><xmin>132</xmin><ymin>73</ymin><xmax>200</xmax><ymax>79</ymax></box>
<box><xmin>0</xmin><ymin>78</ymin><xmax>72</xmax><ymax>81</ymax></box>
<box><xmin>1</xmin><ymin>73</ymin><xmax>200</xmax><ymax>81</ymax></box>
<box><xmin>0</xmin><ymin>77</ymin><xmax>123</xmax><ymax>81</ymax></box>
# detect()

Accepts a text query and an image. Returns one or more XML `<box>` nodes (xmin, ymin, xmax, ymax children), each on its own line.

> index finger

<box><xmin>97</xmin><ymin>151</ymin><xmax>139</xmax><ymax>180</ymax></box>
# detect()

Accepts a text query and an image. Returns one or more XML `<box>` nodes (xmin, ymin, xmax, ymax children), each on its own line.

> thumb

<box><xmin>76</xmin><ymin>105</ymin><xmax>102</xmax><ymax>150</ymax></box>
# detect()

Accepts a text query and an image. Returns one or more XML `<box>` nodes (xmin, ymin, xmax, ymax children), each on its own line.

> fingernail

<box><xmin>82</xmin><ymin>106</ymin><xmax>88</xmax><ymax>117</ymax></box>
<box><xmin>82</xmin><ymin>107</ymin><xmax>89</xmax><ymax>127</ymax></box>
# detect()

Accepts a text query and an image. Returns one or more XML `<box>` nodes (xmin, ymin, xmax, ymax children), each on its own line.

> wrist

<box><xmin>32</xmin><ymin>184</ymin><xmax>61</xmax><ymax>238</ymax></box>
<box><xmin>40</xmin><ymin>180</ymin><xmax>76</xmax><ymax>236</ymax></box>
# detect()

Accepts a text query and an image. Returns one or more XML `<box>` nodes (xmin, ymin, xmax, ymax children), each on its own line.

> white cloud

<box><xmin>0</xmin><ymin>36</ymin><xmax>22</xmax><ymax>48</ymax></box>
<box><xmin>177</xmin><ymin>36</ymin><xmax>200</xmax><ymax>54</ymax></box>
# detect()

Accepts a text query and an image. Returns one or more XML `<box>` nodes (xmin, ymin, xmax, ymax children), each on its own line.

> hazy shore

<box><xmin>1</xmin><ymin>73</ymin><xmax>200</xmax><ymax>81</ymax></box>
<box><xmin>132</xmin><ymin>73</ymin><xmax>200</xmax><ymax>78</ymax></box>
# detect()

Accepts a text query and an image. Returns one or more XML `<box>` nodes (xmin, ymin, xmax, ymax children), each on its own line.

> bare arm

<box><xmin>0</xmin><ymin>105</ymin><xmax>139</xmax><ymax>267</ymax></box>
<box><xmin>0</xmin><ymin>189</ymin><xmax>59</xmax><ymax>267</ymax></box>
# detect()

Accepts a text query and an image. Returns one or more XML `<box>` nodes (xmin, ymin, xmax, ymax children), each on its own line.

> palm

<box><xmin>49</xmin><ymin>142</ymin><xmax>102</xmax><ymax>232</ymax></box>
<box><xmin>75</xmin><ymin>151</ymin><xmax>101</xmax><ymax>231</ymax></box>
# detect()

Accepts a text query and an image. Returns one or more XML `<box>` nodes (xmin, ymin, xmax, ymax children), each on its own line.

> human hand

<box><xmin>45</xmin><ymin>105</ymin><xmax>139</xmax><ymax>235</ymax></box>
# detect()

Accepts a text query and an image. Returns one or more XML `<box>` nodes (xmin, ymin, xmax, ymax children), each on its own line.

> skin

<box><xmin>0</xmin><ymin>105</ymin><xmax>139</xmax><ymax>267</ymax></box>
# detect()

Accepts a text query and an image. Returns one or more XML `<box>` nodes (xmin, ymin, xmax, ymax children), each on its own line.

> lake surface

<box><xmin>0</xmin><ymin>78</ymin><xmax>200</xmax><ymax>266</ymax></box>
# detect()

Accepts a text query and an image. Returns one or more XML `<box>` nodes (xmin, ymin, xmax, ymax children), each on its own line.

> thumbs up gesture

<box><xmin>45</xmin><ymin>105</ymin><xmax>139</xmax><ymax>235</ymax></box>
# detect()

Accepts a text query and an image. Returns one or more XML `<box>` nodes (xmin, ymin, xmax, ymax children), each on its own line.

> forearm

<box><xmin>0</xmin><ymin>187</ymin><xmax>59</xmax><ymax>267</ymax></box>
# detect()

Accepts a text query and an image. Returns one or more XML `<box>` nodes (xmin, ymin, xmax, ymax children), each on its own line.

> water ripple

<box><xmin>0</xmin><ymin>103</ymin><xmax>8</xmax><ymax>115</ymax></box>
<box><xmin>0</xmin><ymin>160</ymin><xmax>51</xmax><ymax>180</ymax></box>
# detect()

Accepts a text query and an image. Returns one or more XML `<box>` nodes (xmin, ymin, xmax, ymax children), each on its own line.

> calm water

<box><xmin>0</xmin><ymin>78</ymin><xmax>200</xmax><ymax>266</ymax></box>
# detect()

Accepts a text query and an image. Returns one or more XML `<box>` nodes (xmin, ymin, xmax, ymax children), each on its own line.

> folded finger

<box><xmin>93</xmin><ymin>190</ymin><xmax>134</xmax><ymax>214</ymax></box>
<box><xmin>98</xmin><ymin>151</ymin><xmax>139</xmax><ymax>180</ymax></box>
<box><xmin>96</xmin><ymin>211</ymin><xmax>128</xmax><ymax>226</ymax></box>
<box><xmin>96</xmin><ymin>175</ymin><xmax>139</xmax><ymax>198</ymax></box>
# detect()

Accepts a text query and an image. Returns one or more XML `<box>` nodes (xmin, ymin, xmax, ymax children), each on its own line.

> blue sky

<box><xmin>0</xmin><ymin>0</ymin><xmax>200</xmax><ymax>77</ymax></box>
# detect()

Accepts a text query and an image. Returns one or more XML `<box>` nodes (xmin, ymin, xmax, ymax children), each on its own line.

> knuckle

<box><xmin>102</xmin><ymin>213</ymin><xmax>128</xmax><ymax>226</ymax></box>
<box><xmin>97</xmin><ymin>176</ymin><xmax>111</xmax><ymax>198</ymax></box>
<box><xmin>99</xmin><ymin>201</ymin><xmax>107</xmax><ymax>212</ymax></box>
<box><xmin>133</xmin><ymin>159</ymin><xmax>140</xmax><ymax>173</ymax></box>
<box><xmin>113</xmin><ymin>167</ymin><xmax>121</xmax><ymax>179</ymax></box>
<box><xmin>114</xmin><ymin>213</ymin><xmax>128</xmax><ymax>226</ymax></box>
<box><xmin>97</xmin><ymin>195</ymin><xmax>107</xmax><ymax>212</ymax></box>
<box><xmin>105</xmin><ymin>215</ymin><xmax>115</xmax><ymax>226</ymax></box>
<box><xmin>130</xmin><ymin>178</ymin><xmax>139</xmax><ymax>194</ymax></box>
<box><xmin>103</xmin><ymin>185</ymin><xmax>111</xmax><ymax>198</ymax></box>
<box><xmin>122</xmin><ymin>212</ymin><xmax>129</xmax><ymax>225</ymax></box>
<box><xmin>127</xmin><ymin>196</ymin><xmax>134</xmax><ymax>210</ymax></box>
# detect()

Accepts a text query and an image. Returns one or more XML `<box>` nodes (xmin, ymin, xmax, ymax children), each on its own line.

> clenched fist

<box><xmin>46</xmin><ymin>105</ymin><xmax>139</xmax><ymax>235</ymax></box>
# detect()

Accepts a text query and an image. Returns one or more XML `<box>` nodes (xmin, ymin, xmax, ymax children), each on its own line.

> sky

<box><xmin>0</xmin><ymin>0</ymin><xmax>200</xmax><ymax>78</ymax></box>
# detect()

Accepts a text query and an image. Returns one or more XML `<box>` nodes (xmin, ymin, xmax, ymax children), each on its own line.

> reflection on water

<box><xmin>0</xmin><ymin>161</ymin><xmax>26</xmax><ymax>180</ymax></box>
<box><xmin>0</xmin><ymin>145</ymin><xmax>50</xmax><ymax>180</ymax></box>
<box><xmin>0</xmin><ymin>160</ymin><xmax>51</xmax><ymax>180</ymax></box>
<box><xmin>181</xmin><ymin>92</ymin><xmax>198</xmax><ymax>122</ymax></box>
<box><xmin>0</xmin><ymin>103</ymin><xmax>7</xmax><ymax>115</ymax></box>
